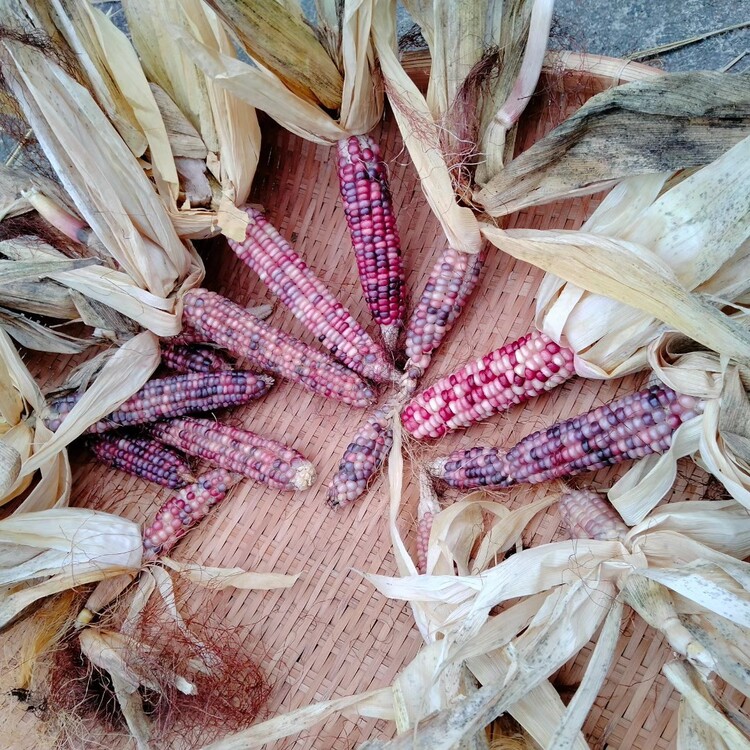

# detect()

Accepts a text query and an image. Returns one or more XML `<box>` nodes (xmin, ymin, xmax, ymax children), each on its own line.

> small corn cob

<box><xmin>402</xmin><ymin>331</ymin><xmax>576</xmax><ymax>439</ymax></box>
<box><xmin>142</xmin><ymin>467</ymin><xmax>241</xmax><ymax>558</ymax></box>
<box><xmin>558</xmin><ymin>488</ymin><xmax>628</xmax><ymax>542</ymax></box>
<box><xmin>151</xmin><ymin>417</ymin><xmax>316</xmax><ymax>491</ymax></box>
<box><xmin>336</xmin><ymin>135</ymin><xmax>406</xmax><ymax>350</ymax></box>
<box><xmin>326</xmin><ymin>404</ymin><xmax>394</xmax><ymax>509</ymax></box>
<box><xmin>161</xmin><ymin>343</ymin><xmax>231</xmax><ymax>374</ymax></box>
<box><xmin>416</xmin><ymin>470</ymin><xmax>441</xmax><ymax>574</ymax></box>
<box><xmin>183</xmin><ymin>289</ymin><xmax>375</xmax><ymax>408</ymax></box>
<box><xmin>89</xmin><ymin>434</ymin><xmax>194</xmax><ymax>489</ymax></box>
<box><xmin>403</xmin><ymin>245</ymin><xmax>487</xmax><ymax>380</ymax></box>
<box><xmin>227</xmin><ymin>206</ymin><xmax>395</xmax><ymax>383</ymax></box>
<box><xmin>429</xmin><ymin>385</ymin><xmax>704</xmax><ymax>490</ymax></box>
<box><xmin>44</xmin><ymin>370</ymin><xmax>274</xmax><ymax>434</ymax></box>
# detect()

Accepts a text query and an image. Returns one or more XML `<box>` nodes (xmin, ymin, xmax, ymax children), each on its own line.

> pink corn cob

<box><xmin>142</xmin><ymin>467</ymin><xmax>241</xmax><ymax>557</ymax></box>
<box><xmin>416</xmin><ymin>470</ymin><xmax>441</xmax><ymax>574</ymax></box>
<box><xmin>327</xmin><ymin>404</ymin><xmax>394</xmax><ymax>509</ymax></box>
<box><xmin>89</xmin><ymin>434</ymin><xmax>194</xmax><ymax>489</ymax></box>
<box><xmin>402</xmin><ymin>331</ymin><xmax>576</xmax><ymax>439</ymax></box>
<box><xmin>227</xmin><ymin>206</ymin><xmax>395</xmax><ymax>383</ymax></box>
<box><xmin>336</xmin><ymin>135</ymin><xmax>406</xmax><ymax>350</ymax></box>
<box><xmin>44</xmin><ymin>370</ymin><xmax>273</xmax><ymax>434</ymax></box>
<box><xmin>183</xmin><ymin>289</ymin><xmax>375</xmax><ymax>408</ymax></box>
<box><xmin>558</xmin><ymin>488</ymin><xmax>628</xmax><ymax>542</ymax></box>
<box><xmin>404</xmin><ymin>245</ymin><xmax>487</xmax><ymax>380</ymax></box>
<box><xmin>161</xmin><ymin>343</ymin><xmax>231</xmax><ymax>374</ymax></box>
<box><xmin>168</xmin><ymin>303</ymin><xmax>273</xmax><ymax>346</ymax></box>
<box><xmin>151</xmin><ymin>417</ymin><xmax>316</xmax><ymax>491</ymax></box>
<box><xmin>429</xmin><ymin>385</ymin><xmax>704</xmax><ymax>490</ymax></box>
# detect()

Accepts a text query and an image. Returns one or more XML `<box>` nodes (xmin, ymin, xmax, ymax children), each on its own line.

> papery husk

<box><xmin>0</xmin><ymin>164</ymin><xmax>73</xmax><ymax>220</ymax></box>
<box><xmin>477</xmin><ymin>72</ymin><xmax>750</xmax><ymax>217</ymax></box>
<box><xmin>480</xmin><ymin>134</ymin><xmax>750</xmax><ymax>378</ymax></box>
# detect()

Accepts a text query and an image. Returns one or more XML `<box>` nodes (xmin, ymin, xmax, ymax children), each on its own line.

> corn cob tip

<box><xmin>425</xmin><ymin>456</ymin><xmax>447</xmax><ymax>478</ymax></box>
<box><xmin>74</xmin><ymin>608</ymin><xmax>94</xmax><ymax>629</ymax></box>
<box><xmin>292</xmin><ymin>461</ymin><xmax>317</xmax><ymax>490</ymax></box>
<box><xmin>380</xmin><ymin>324</ymin><xmax>400</xmax><ymax>353</ymax></box>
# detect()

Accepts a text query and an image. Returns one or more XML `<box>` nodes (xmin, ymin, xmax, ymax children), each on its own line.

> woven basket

<box><xmin>0</xmin><ymin>52</ymin><xmax>720</xmax><ymax>750</ymax></box>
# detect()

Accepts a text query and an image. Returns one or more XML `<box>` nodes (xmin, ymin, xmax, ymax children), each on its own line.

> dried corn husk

<box><xmin>477</xmin><ymin>72</ymin><xmax>750</xmax><ymax>217</ymax></box>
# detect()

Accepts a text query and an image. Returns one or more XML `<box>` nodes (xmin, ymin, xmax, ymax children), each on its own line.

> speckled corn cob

<box><xmin>429</xmin><ymin>385</ymin><xmax>704</xmax><ymax>489</ymax></box>
<box><xmin>404</xmin><ymin>246</ymin><xmax>486</xmax><ymax>380</ymax></box>
<box><xmin>151</xmin><ymin>417</ymin><xmax>315</xmax><ymax>491</ymax></box>
<box><xmin>402</xmin><ymin>331</ymin><xmax>575</xmax><ymax>439</ymax></box>
<box><xmin>337</xmin><ymin>135</ymin><xmax>405</xmax><ymax>350</ymax></box>
<box><xmin>89</xmin><ymin>434</ymin><xmax>194</xmax><ymax>489</ymax></box>
<box><xmin>142</xmin><ymin>468</ymin><xmax>241</xmax><ymax>557</ymax></box>
<box><xmin>558</xmin><ymin>488</ymin><xmax>628</xmax><ymax>542</ymax></box>
<box><xmin>183</xmin><ymin>288</ymin><xmax>375</xmax><ymax>408</ymax></box>
<box><xmin>227</xmin><ymin>206</ymin><xmax>394</xmax><ymax>383</ymax></box>
<box><xmin>162</xmin><ymin>343</ymin><xmax>231</xmax><ymax>374</ymax></box>
<box><xmin>327</xmin><ymin>405</ymin><xmax>394</xmax><ymax>509</ymax></box>
<box><xmin>44</xmin><ymin>370</ymin><xmax>274</xmax><ymax>434</ymax></box>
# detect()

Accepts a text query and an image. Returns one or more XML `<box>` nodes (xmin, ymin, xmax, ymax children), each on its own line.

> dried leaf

<box><xmin>160</xmin><ymin>558</ymin><xmax>301</xmax><ymax>590</ymax></box>
<box><xmin>0</xmin><ymin>306</ymin><xmax>93</xmax><ymax>353</ymax></box>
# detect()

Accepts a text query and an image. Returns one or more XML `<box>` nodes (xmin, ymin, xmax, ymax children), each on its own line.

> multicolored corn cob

<box><xmin>403</xmin><ymin>245</ymin><xmax>487</xmax><ymax>380</ymax></box>
<box><xmin>161</xmin><ymin>343</ymin><xmax>231</xmax><ymax>374</ymax></box>
<box><xmin>429</xmin><ymin>385</ymin><xmax>704</xmax><ymax>490</ymax></box>
<box><xmin>327</xmin><ymin>404</ymin><xmax>394</xmax><ymax>509</ymax></box>
<box><xmin>182</xmin><ymin>289</ymin><xmax>375</xmax><ymax>408</ymax></box>
<box><xmin>44</xmin><ymin>370</ymin><xmax>274</xmax><ymax>434</ymax></box>
<box><xmin>143</xmin><ymin>468</ymin><xmax>241</xmax><ymax>558</ymax></box>
<box><xmin>336</xmin><ymin>135</ymin><xmax>406</xmax><ymax>350</ymax></box>
<box><xmin>416</xmin><ymin>470</ymin><xmax>441</xmax><ymax>574</ymax></box>
<box><xmin>227</xmin><ymin>206</ymin><xmax>395</xmax><ymax>383</ymax></box>
<box><xmin>151</xmin><ymin>417</ymin><xmax>316</xmax><ymax>491</ymax></box>
<box><xmin>402</xmin><ymin>331</ymin><xmax>576</xmax><ymax>439</ymax></box>
<box><xmin>168</xmin><ymin>303</ymin><xmax>273</xmax><ymax>346</ymax></box>
<box><xmin>89</xmin><ymin>434</ymin><xmax>194</xmax><ymax>489</ymax></box>
<box><xmin>558</xmin><ymin>488</ymin><xmax>629</xmax><ymax>542</ymax></box>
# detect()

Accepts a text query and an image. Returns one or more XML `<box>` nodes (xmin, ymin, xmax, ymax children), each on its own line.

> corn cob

<box><xmin>44</xmin><ymin>370</ymin><xmax>274</xmax><ymax>434</ymax></box>
<box><xmin>151</xmin><ymin>417</ymin><xmax>316</xmax><ymax>491</ymax></box>
<box><xmin>558</xmin><ymin>488</ymin><xmax>628</xmax><ymax>542</ymax></box>
<box><xmin>403</xmin><ymin>245</ymin><xmax>487</xmax><ymax>380</ymax></box>
<box><xmin>89</xmin><ymin>434</ymin><xmax>194</xmax><ymax>489</ymax></box>
<box><xmin>429</xmin><ymin>385</ymin><xmax>704</xmax><ymax>490</ymax></box>
<box><xmin>327</xmin><ymin>404</ymin><xmax>394</xmax><ymax>509</ymax></box>
<box><xmin>336</xmin><ymin>135</ymin><xmax>406</xmax><ymax>350</ymax></box>
<box><xmin>416</xmin><ymin>470</ymin><xmax>441</xmax><ymax>574</ymax></box>
<box><xmin>402</xmin><ymin>331</ymin><xmax>576</xmax><ymax>439</ymax></box>
<box><xmin>142</xmin><ymin>468</ymin><xmax>241</xmax><ymax>558</ymax></box>
<box><xmin>182</xmin><ymin>289</ymin><xmax>376</xmax><ymax>408</ymax></box>
<box><xmin>161</xmin><ymin>343</ymin><xmax>231</xmax><ymax>374</ymax></box>
<box><xmin>168</xmin><ymin>303</ymin><xmax>273</xmax><ymax>346</ymax></box>
<box><xmin>227</xmin><ymin>206</ymin><xmax>395</xmax><ymax>383</ymax></box>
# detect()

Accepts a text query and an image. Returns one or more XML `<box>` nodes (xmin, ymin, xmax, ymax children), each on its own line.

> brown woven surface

<box><xmin>0</xmin><ymin>59</ymin><xmax>723</xmax><ymax>749</ymax></box>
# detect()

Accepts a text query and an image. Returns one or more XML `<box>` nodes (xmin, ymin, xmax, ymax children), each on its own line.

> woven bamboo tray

<box><xmin>0</xmin><ymin>52</ymin><xmax>732</xmax><ymax>750</ymax></box>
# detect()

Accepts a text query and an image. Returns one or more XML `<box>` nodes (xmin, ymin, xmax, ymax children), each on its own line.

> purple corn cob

<box><xmin>336</xmin><ymin>134</ymin><xmax>406</xmax><ymax>350</ymax></box>
<box><xmin>161</xmin><ymin>343</ymin><xmax>231</xmax><ymax>374</ymax></box>
<box><xmin>44</xmin><ymin>370</ymin><xmax>274</xmax><ymax>434</ymax></box>
<box><xmin>227</xmin><ymin>206</ymin><xmax>395</xmax><ymax>383</ymax></box>
<box><xmin>402</xmin><ymin>331</ymin><xmax>576</xmax><ymax>439</ymax></box>
<box><xmin>404</xmin><ymin>245</ymin><xmax>486</xmax><ymax>380</ymax></box>
<box><xmin>89</xmin><ymin>434</ymin><xmax>194</xmax><ymax>489</ymax></box>
<box><xmin>151</xmin><ymin>417</ymin><xmax>316</xmax><ymax>491</ymax></box>
<box><xmin>558</xmin><ymin>488</ymin><xmax>629</xmax><ymax>542</ymax></box>
<box><xmin>429</xmin><ymin>385</ymin><xmax>704</xmax><ymax>490</ymax></box>
<box><xmin>182</xmin><ymin>288</ymin><xmax>375</xmax><ymax>408</ymax></box>
<box><xmin>327</xmin><ymin>405</ymin><xmax>394</xmax><ymax>509</ymax></box>
<box><xmin>142</xmin><ymin>467</ymin><xmax>241</xmax><ymax>558</ymax></box>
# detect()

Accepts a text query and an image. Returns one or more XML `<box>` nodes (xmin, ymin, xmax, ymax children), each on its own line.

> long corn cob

<box><xmin>142</xmin><ymin>468</ymin><xmax>241</xmax><ymax>558</ymax></box>
<box><xmin>429</xmin><ymin>385</ymin><xmax>704</xmax><ymax>489</ymax></box>
<box><xmin>403</xmin><ymin>246</ymin><xmax>487</xmax><ymax>381</ymax></box>
<box><xmin>151</xmin><ymin>417</ymin><xmax>316</xmax><ymax>491</ymax></box>
<box><xmin>182</xmin><ymin>289</ymin><xmax>376</xmax><ymax>407</ymax></box>
<box><xmin>161</xmin><ymin>343</ymin><xmax>230</xmax><ymax>374</ymax></box>
<box><xmin>402</xmin><ymin>330</ymin><xmax>576</xmax><ymax>439</ymax></box>
<box><xmin>327</xmin><ymin>403</ymin><xmax>394</xmax><ymax>509</ymax></box>
<box><xmin>558</xmin><ymin>488</ymin><xmax>628</xmax><ymax>542</ymax></box>
<box><xmin>227</xmin><ymin>206</ymin><xmax>395</xmax><ymax>383</ymax></box>
<box><xmin>44</xmin><ymin>370</ymin><xmax>274</xmax><ymax>434</ymax></box>
<box><xmin>168</xmin><ymin>303</ymin><xmax>273</xmax><ymax>346</ymax></box>
<box><xmin>336</xmin><ymin>135</ymin><xmax>406</xmax><ymax>350</ymax></box>
<box><xmin>89</xmin><ymin>434</ymin><xmax>194</xmax><ymax>489</ymax></box>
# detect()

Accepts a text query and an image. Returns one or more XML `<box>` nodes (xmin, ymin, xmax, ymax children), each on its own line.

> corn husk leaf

<box><xmin>0</xmin><ymin>306</ymin><xmax>92</xmax><ymax>353</ymax></box>
<box><xmin>477</xmin><ymin>72</ymin><xmax>750</xmax><ymax>216</ymax></box>
<box><xmin>0</xmin><ymin>279</ymin><xmax>78</xmax><ymax>319</ymax></box>
<box><xmin>160</xmin><ymin>558</ymin><xmax>301</xmax><ymax>590</ymax></box>
<box><xmin>0</xmin><ymin>508</ymin><xmax>142</xmax><ymax>629</ymax></box>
